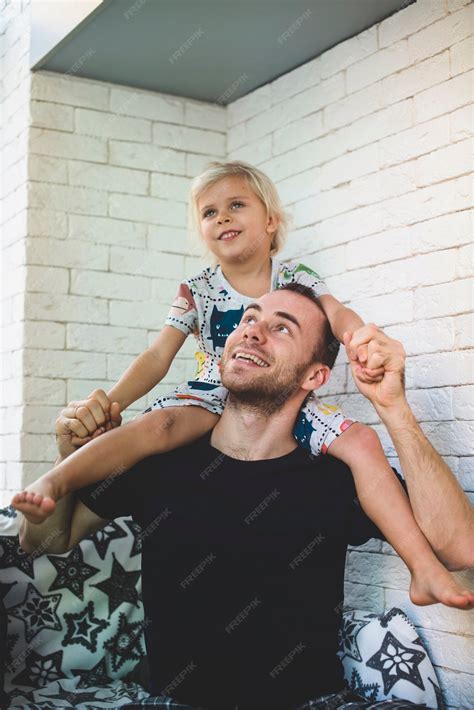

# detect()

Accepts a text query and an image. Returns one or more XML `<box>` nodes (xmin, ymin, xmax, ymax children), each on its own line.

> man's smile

<box><xmin>231</xmin><ymin>348</ymin><xmax>270</xmax><ymax>368</ymax></box>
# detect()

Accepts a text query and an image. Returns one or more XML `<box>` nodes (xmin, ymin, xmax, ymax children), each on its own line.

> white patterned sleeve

<box><xmin>164</xmin><ymin>281</ymin><xmax>199</xmax><ymax>337</ymax></box>
<box><xmin>280</xmin><ymin>262</ymin><xmax>331</xmax><ymax>299</ymax></box>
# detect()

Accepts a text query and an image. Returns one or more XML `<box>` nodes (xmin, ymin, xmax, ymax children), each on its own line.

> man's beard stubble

<box><xmin>220</xmin><ymin>356</ymin><xmax>312</xmax><ymax>417</ymax></box>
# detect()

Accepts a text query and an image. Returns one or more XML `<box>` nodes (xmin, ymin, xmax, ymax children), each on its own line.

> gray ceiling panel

<box><xmin>33</xmin><ymin>0</ymin><xmax>415</xmax><ymax>104</ymax></box>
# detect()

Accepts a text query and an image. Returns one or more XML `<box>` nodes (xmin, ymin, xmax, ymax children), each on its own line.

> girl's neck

<box><xmin>219</xmin><ymin>256</ymin><xmax>273</xmax><ymax>298</ymax></box>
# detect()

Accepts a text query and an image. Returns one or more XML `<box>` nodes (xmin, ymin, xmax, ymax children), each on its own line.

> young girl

<box><xmin>13</xmin><ymin>161</ymin><xmax>469</xmax><ymax>608</ymax></box>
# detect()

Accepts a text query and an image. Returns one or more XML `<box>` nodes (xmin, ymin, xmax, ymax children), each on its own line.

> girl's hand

<box><xmin>74</xmin><ymin>388</ymin><xmax>112</xmax><ymax>443</ymax></box>
<box><xmin>343</xmin><ymin>327</ymin><xmax>407</xmax><ymax>411</ymax></box>
<box><xmin>343</xmin><ymin>326</ymin><xmax>386</xmax><ymax>383</ymax></box>
<box><xmin>56</xmin><ymin>389</ymin><xmax>116</xmax><ymax>455</ymax></box>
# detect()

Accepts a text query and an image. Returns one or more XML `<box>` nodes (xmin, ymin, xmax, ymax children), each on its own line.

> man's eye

<box><xmin>244</xmin><ymin>316</ymin><xmax>256</xmax><ymax>324</ymax></box>
<box><xmin>276</xmin><ymin>324</ymin><xmax>289</xmax><ymax>334</ymax></box>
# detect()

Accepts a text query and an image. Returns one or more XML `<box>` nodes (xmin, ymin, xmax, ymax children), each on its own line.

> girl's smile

<box><xmin>197</xmin><ymin>176</ymin><xmax>277</xmax><ymax>266</ymax></box>
<box><xmin>218</xmin><ymin>229</ymin><xmax>242</xmax><ymax>241</ymax></box>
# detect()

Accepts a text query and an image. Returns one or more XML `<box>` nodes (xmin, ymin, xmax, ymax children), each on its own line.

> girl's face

<box><xmin>197</xmin><ymin>176</ymin><xmax>278</xmax><ymax>265</ymax></box>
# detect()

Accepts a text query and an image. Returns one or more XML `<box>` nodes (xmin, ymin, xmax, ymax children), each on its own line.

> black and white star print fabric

<box><xmin>337</xmin><ymin>607</ymin><xmax>444</xmax><ymax>707</ymax></box>
<box><xmin>1</xmin><ymin>509</ymin><xmax>148</xmax><ymax>708</ymax></box>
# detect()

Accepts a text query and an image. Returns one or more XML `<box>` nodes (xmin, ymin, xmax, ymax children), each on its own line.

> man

<box><xmin>19</xmin><ymin>284</ymin><xmax>474</xmax><ymax>710</ymax></box>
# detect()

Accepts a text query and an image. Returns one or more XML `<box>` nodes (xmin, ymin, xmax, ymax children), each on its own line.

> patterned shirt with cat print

<box><xmin>144</xmin><ymin>258</ymin><xmax>355</xmax><ymax>455</ymax></box>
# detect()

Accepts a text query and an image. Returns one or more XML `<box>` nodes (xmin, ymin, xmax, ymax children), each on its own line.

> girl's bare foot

<box><xmin>410</xmin><ymin>561</ymin><xmax>474</xmax><ymax>609</ymax></box>
<box><xmin>11</xmin><ymin>477</ymin><xmax>58</xmax><ymax>524</ymax></box>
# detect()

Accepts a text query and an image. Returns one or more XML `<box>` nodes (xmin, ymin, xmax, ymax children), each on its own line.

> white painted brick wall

<box><xmin>0</xmin><ymin>0</ymin><xmax>31</xmax><ymax>508</ymax></box>
<box><xmin>1</xmin><ymin>0</ymin><xmax>472</xmax><ymax>702</ymax></box>
<box><xmin>20</xmin><ymin>68</ymin><xmax>225</xmax><ymax>474</ymax></box>
<box><xmin>226</xmin><ymin>1</ymin><xmax>472</xmax><ymax>704</ymax></box>
<box><xmin>1</xmin><ymin>13</ymin><xmax>226</xmax><ymax>508</ymax></box>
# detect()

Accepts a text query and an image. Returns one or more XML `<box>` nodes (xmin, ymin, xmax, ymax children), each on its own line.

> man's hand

<box><xmin>18</xmin><ymin>391</ymin><xmax>121</xmax><ymax>554</ymax></box>
<box><xmin>55</xmin><ymin>389</ymin><xmax>121</xmax><ymax>460</ymax></box>
<box><xmin>343</xmin><ymin>325</ymin><xmax>407</xmax><ymax>412</ymax></box>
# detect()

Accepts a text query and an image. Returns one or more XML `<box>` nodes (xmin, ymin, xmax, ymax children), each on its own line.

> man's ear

<box><xmin>301</xmin><ymin>364</ymin><xmax>331</xmax><ymax>393</ymax></box>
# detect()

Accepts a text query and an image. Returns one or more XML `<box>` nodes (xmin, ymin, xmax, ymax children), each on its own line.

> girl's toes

<box><xmin>42</xmin><ymin>498</ymin><xmax>56</xmax><ymax>513</ymax></box>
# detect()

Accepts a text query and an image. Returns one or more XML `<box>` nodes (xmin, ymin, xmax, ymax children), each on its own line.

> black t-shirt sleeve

<box><xmin>347</xmin><ymin>468</ymin><xmax>409</xmax><ymax>546</ymax></box>
<box><xmin>75</xmin><ymin>459</ymin><xmax>145</xmax><ymax>522</ymax></box>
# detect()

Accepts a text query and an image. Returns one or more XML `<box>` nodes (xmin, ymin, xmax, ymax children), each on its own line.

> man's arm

<box><xmin>377</xmin><ymin>401</ymin><xmax>474</xmax><ymax>571</ymax></box>
<box><xmin>19</xmin><ymin>395</ymin><xmax>121</xmax><ymax>555</ymax></box>
<box><xmin>345</xmin><ymin>326</ymin><xmax>474</xmax><ymax>571</ymax></box>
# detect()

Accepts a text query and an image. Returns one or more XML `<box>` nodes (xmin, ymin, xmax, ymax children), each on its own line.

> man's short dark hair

<box><xmin>276</xmin><ymin>282</ymin><xmax>340</xmax><ymax>368</ymax></box>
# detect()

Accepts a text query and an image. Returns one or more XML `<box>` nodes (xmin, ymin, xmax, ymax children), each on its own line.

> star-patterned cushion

<box><xmin>1</xmin><ymin>506</ymin><xmax>444</xmax><ymax>709</ymax></box>
<box><xmin>0</xmin><ymin>505</ymin><xmax>151</xmax><ymax>708</ymax></box>
<box><xmin>0</xmin><ymin>588</ymin><xmax>8</xmax><ymax>708</ymax></box>
<box><xmin>338</xmin><ymin>607</ymin><xmax>444</xmax><ymax>709</ymax></box>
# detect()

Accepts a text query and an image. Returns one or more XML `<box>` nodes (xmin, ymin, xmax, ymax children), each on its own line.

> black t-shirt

<box><xmin>77</xmin><ymin>432</ymin><xmax>407</xmax><ymax>710</ymax></box>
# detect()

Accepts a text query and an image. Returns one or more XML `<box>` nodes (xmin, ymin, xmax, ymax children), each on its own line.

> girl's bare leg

<box><xmin>329</xmin><ymin>423</ymin><xmax>474</xmax><ymax>611</ymax></box>
<box><xmin>12</xmin><ymin>406</ymin><xmax>219</xmax><ymax>524</ymax></box>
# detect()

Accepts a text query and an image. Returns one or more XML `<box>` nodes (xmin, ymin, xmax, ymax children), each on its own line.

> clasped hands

<box><xmin>344</xmin><ymin>323</ymin><xmax>407</xmax><ymax>413</ymax></box>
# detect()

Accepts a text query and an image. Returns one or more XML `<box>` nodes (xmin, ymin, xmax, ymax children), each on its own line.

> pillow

<box><xmin>0</xmin><ymin>506</ymin><xmax>21</xmax><ymax>538</ymax></box>
<box><xmin>0</xmin><ymin>505</ymin><xmax>21</xmax><ymax>709</ymax></box>
<box><xmin>0</xmin><ymin>505</ymin><xmax>146</xmax><ymax>698</ymax></box>
<box><xmin>0</xmin><ymin>592</ymin><xmax>8</xmax><ymax>709</ymax></box>
<box><xmin>338</xmin><ymin>607</ymin><xmax>445</xmax><ymax>709</ymax></box>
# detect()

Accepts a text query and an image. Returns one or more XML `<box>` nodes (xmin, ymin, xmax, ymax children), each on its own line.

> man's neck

<box><xmin>210</xmin><ymin>394</ymin><xmax>301</xmax><ymax>461</ymax></box>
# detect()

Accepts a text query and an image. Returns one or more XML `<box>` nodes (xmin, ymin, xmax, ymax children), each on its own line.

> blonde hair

<box><xmin>187</xmin><ymin>160</ymin><xmax>292</xmax><ymax>263</ymax></box>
